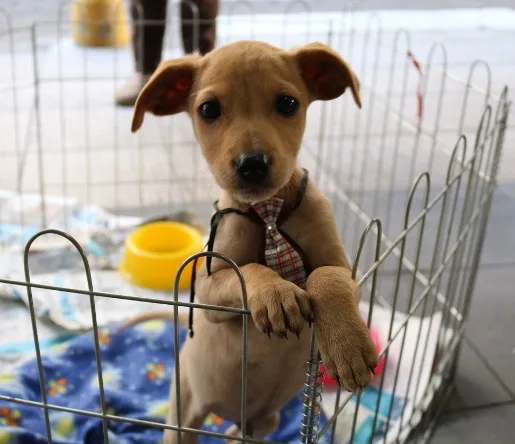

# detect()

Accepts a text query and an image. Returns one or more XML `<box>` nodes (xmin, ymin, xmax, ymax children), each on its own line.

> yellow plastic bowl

<box><xmin>119</xmin><ymin>221</ymin><xmax>204</xmax><ymax>291</ymax></box>
<box><xmin>71</xmin><ymin>0</ymin><xmax>130</xmax><ymax>48</ymax></box>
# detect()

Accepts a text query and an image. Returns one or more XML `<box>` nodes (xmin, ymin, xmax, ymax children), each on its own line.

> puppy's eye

<box><xmin>275</xmin><ymin>95</ymin><xmax>299</xmax><ymax>116</ymax></box>
<box><xmin>199</xmin><ymin>100</ymin><xmax>222</xmax><ymax>120</ymax></box>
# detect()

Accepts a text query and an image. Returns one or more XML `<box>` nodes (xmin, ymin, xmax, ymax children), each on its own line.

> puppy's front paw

<box><xmin>248</xmin><ymin>280</ymin><xmax>312</xmax><ymax>338</ymax></box>
<box><xmin>316</xmin><ymin>317</ymin><xmax>378</xmax><ymax>393</ymax></box>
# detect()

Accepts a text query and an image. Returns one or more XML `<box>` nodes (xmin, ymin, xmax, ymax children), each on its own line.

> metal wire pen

<box><xmin>0</xmin><ymin>1</ymin><xmax>511</xmax><ymax>442</ymax></box>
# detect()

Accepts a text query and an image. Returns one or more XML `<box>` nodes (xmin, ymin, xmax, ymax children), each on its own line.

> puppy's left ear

<box><xmin>293</xmin><ymin>42</ymin><xmax>361</xmax><ymax>108</ymax></box>
<box><xmin>131</xmin><ymin>55</ymin><xmax>200</xmax><ymax>133</ymax></box>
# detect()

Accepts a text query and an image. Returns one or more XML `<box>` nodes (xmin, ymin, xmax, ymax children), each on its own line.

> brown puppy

<box><xmin>131</xmin><ymin>41</ymin><xmax>378</xmax><ymax>443</ymax></box>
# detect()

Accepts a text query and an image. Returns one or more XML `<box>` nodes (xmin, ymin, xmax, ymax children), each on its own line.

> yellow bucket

<box><xmin>119</xmin><ymin>221</ymin><xmax>205</xmax><ymax>291</ymax></box>
<box><xmin>71</xmin><ymin>0</ymin><xmax>130</xmax><ymax>48</ymax></box>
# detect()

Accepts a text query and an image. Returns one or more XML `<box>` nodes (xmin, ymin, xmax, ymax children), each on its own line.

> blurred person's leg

<box><xmin>116</xmin><ymin>0</ymin><xmax>219</xmax><ymax>106</ymax></box>
<box><xmin>181</xmin><ymin>0</ymin><xmax>218</xmax><ymax>56</ymax></box>
<box><xmin>116</xmin><ymin>0</ymin><xmax>167</xmax><ymax>106</ymax></box>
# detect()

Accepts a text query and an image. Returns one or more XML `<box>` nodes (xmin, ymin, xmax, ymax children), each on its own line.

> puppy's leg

<box><xmin>307</xmin><ymin>266</ymin><xmax>378</xmax><ymax>393</ymax></box>
<box><xmin>194</xmin><ymin>209</ymin><xmax>312</xmax><ymax>334</ymax></box>
<box><xmin>224</xmin><ymin>413</ymin><xmax>280</xmax><ymax>443</ymax></box>
<box><xmin>197</xmin><ymin>264</ymin><xmax>312</xmax><ymax>338</ymax></box>
<box><xmin>164</xmin><ymin>369</ymin><xmax>208</xmax><ymax>444</ymax></box>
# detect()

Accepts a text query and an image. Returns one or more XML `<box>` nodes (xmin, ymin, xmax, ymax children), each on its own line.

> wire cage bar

<box><xmin>0</xmin><ymin>1</ymin><xmax>511</xmax><ymax>443</ymax></box>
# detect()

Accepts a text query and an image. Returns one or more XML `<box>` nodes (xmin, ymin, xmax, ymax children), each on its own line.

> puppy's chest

<box><xmin>243</xmin><ymin>214</ymin><xmax>313</xmax><ymax>279</ymax></box>
<box><xmin>212</xmin><ymin>193</ymin><xmax>317</xmax><ymax>286</ymax></box>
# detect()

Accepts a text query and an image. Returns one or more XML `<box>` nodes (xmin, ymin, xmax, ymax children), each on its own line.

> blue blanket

<box><xmin>0</xmin><ymin>320</ymin><xmax>330</xmax><ymax>443</ymax></box>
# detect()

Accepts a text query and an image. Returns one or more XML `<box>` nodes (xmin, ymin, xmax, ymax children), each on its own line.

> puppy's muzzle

<box><xmin>234</xmin><ymin>152</ymin><xmax>271</xmax><ymax>187</ymax></box>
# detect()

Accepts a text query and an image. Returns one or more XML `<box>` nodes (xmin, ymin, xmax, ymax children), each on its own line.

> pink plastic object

<box><xmin>321</xmin><ymin>327</ymin><xmax>385</xmax><ymax>387</ymax></box>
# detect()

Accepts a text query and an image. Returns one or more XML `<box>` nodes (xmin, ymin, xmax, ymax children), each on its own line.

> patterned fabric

<box><xmin>0</xmin><ymin>320</ymin><xmax>331</xmax><ymax>443</ymax></box>
<box><xmin>251</xmin><ymin>198</ymin><xmax>307</xmax><ymax>289</ymax></box>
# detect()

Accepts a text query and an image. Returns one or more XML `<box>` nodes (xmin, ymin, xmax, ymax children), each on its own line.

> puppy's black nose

<box><xmin>234</xmin><ymin>153</ymin><xmax>271</xmax><ymax>185</ymax></box>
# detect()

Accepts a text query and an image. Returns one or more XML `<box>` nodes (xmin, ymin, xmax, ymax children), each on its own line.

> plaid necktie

<box><xmin>251</xmin><ymin>198</ymin><xmax>307</xmax><ymax>289</ymax></box>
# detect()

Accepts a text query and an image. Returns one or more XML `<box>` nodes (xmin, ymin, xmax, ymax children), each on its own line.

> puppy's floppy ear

<box><xmin>292</xmin><ymin>42</ymin><xmax>361</xmax><ymax>108</ymax></box>
<box><xmin>131</xmin><ymin>55</ymin><xmax>200</xmax><ymax>133</ymax></box>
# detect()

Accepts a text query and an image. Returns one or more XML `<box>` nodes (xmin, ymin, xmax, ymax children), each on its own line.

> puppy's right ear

<box><xmin>292</xmin><ymin>42</ymin><xmax>361</xmax><ymax>108</ymax></box>
<box><xmin>131</xmin><ymin>56</ymin><xmax>200</xmax><ymax>133</ymax></box>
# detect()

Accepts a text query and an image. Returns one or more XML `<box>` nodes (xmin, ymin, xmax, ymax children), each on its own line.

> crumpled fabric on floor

<box><xmin>0</xmin><ymin>319</ymin><xmax>330</xmax><ymax>443</ymax></box>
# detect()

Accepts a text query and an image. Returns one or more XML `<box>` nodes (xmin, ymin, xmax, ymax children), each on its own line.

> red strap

<box><xmin>407</xmin><ymin>50</ymin><xmax>423</xmax><ymax>121</ymax></box>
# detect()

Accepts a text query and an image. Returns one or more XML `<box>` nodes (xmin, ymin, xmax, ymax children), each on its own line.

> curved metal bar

<box><xmin>347</xmin><ymin>218</ymin><xmax>383</xmax><ymax>443</ymax></box>
<box><xmin>333</xmin><ymin>9</ymin><xmax>381</xmax><ymax>209</ymax></box>
<box><xmin>398</xmin><ymin>158</ymin><xmax>462</xmax><ymax>434</ymax></box>
<box><xmin>371</xmin><ymin>171</ymin><xmax>430</xmax><ymax>440</ymax></box>
<box><xmin>319</xmin><ymin>12</ymin><xmax>349</xmax><ymax>188</ymax></box>
<box><xmin>441</xmin><ymin>106</ymin><xmax>492</xmax><ymax>340</ymax></box>
<box><xmin>406</xmin><ymin>41</ymin><xmax>447</xmax><ymax>190</ymax></box>
<box><xmin>281</xmin><ymin>0</ymin><xmax>312</xmax><ymax>48</ymax></box>
<box><xmin>340</xmin><ymin>3</ymin><xmax>356</xmax><ymax>17</ymax></box>
<box><xmin>351</xmin><ymin>17</ymin><xmax>382</xmax><ymax>219</ymax></box>
<box><xmin>335</xmin><ymin>4</ymin><xmax>355</xmax><ymax>48</ymax></box>
<box><xmin>467</xmin><ymin>59</ymin><xmax>493</xmax><ymax>107</ymax></box>
<box><xmin>313</xmin><ymin>19</ymin><xmax>334</xmax><ymax>185</ymax></box>
<box><xmin>422</xmin><ymin>41</ymin><xmax>449</xmax><ymax>107</ymax></box>
<box><xmin>312</xmin><ymin>131</ymin><xmax>488</xmax><ymax>439</ymax></box>
<box><xmin>364</xmin><ymin>12</ymin><xmax>383</xmax><ymax>42</ymax></box>
<box><xmin>456</xmin><ymin>105</ymin><xmax>492</xmax><ymax>217</ymax></box>
<box><xmin>334</xmin><ymin>9</ymin><xmax>378</xmax><ymax>206</ymax></box>
<box><xmin>332</xmin><ymin>1</ymin><xmax>357</xmax><ymax>44</ymax></box>
<box><xmin>457</xmin><ymin>60</ymin><xmax>492</xmax><ymax>136</ymax></box>
<box><xmin>495</xmin><ymin>86</ymin><xmax>510</xmax><ymax>122</ymax></box>
<box><xmin>171</xmin><ymin>250</ymin><xmax>249</xmax><ymax>316</ymax></box>
<box><xmin>457</xmin><ymin>91</ymin><xmax>511</xmax><ymax>331</ymax></box>
<box><xmin>437</xmin><ymin>108</ymin><xmax>493</xmax><ymax>378</ymax></box>
<box><xmin>383</xmin><ymin>172</ymin><xmax>430</xmax><ymax>440</ymax></box>
<box><xmin>425</xmin><ymin>42</ymin><xmax>449</xmax><ymax>79</ymax></box>
<box><xmin>283</xmin><ymin>0</ymin><xmax>311</xmax><ymax>15</ymax></box>
<box><xmin>446</xmin><ymin>135</ymin><xmax>468</xmax><ymax>184</ymax></box>
<box><xmin>23</xmin><ymin>229</ymin><xmax>110</xmax><ymax>444</ymax></box>
<box><xmin>487</xmin><ymin>86</ymin><xmax>511</xmax><ymax>158</ymax></box>
<box><xmin>406</xmin><ymin>134</ymin><xmax>469</xmax><ymax>424</ymax></box>
<box><xmin>420</xmin><ymin>42</ymin><xmax>448</xmax><ymax>179</ymax></box>
<box><xmin>0</xmin><ymin>6</ymin><xmax>13</xmax><ymax>31</ymax></box>
<box><xmin>352</xmin><ymin>218</ymin><xmax>383</xmax><ymax>284</ymax></box>
<box><xmin>0</xmin><ymin>6</ymin><xmax>27</xmax><ymax>226</ymax></box>
<box><xmin>383</xmin><ymin>28</ymin><xmax>413</xmax><ymax>228</ymax></box>
<box><xmin>371</xmin><ymin>27</ymin><xmax>411</xmax><ymax>220</ymax></box>
<box><xmin>404</xmin><ymin>172</ymin><xmax>431</xmax><ymax>227</ymax></box>
<box><xmin>320</xmin><ymin>12</ymin><xmax>351</xmax><ymax>192</ymax></box>
<box><xmin>328</xmin><ymin>219</ymin><xmax>383</xmax><ymax>443</ymax></box>
<box><xmin>227</xmin><ymin>0</ymin><xmax>256</xmax><ymax>16</ymax></box>
<box><xmin>472</xmin><ymin>104</ymin><xmax>492</xmax><ymax>156</ymax></box>
<box><xmin>469</xmin><ymin>105</ymin><xmax>493</xmax><ymax>192</ymax></box>
<box><xmin>227</xmin><ymin>0</ymin><xmax>256</xmax><ymax>42</ymax></box>
<box><xmin>392</xmin><ymin>27</ymin><xmax>412</xmax><ymax>57</ymax></box>
<box><xmin>486</xmin><ymin>86</ymin><xmax>510</xmax><ymax>181</ymax></box>
<box><xmin>58</xmin><ymin>0</ymin><xmax>73</xmax><ymax>24</ymax></box>
<box><xmin>341</xmin><ymin>2</ymin><xmax>357</xmax><ymax>14</ymax></box>
<box><xmin>172</xmin><ymin>251</ymin><xmax>249</xmax><ymax>440</ymax></box>
<box><xmin>439</xmin><ymin>102</ymin><xmax>505</xmax><ymax>406</ymax></box>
